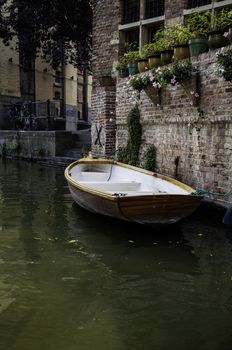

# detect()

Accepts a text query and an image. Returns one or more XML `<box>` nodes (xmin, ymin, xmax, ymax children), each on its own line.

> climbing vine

<box><xmin>117</xmin><ymin>104</ymin><xmax>142</xmax><ymax>166</ymax></box>
<box><xmin>143</xmin><ymin>145</ymin><xmax>156</xmax><ymax>171</ymax></box>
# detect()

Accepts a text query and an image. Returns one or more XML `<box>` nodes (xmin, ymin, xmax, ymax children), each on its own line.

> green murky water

<box><xmin>0</xmin><ymin>159</ymin><xmax>232</xmax><ymax>350</ymax></box>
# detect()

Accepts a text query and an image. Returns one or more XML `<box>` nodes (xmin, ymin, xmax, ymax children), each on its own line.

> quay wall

<box><xmin>0</xmin><ymin>131</ymin><xmax>73</xmax><ymax>159</ymax></box>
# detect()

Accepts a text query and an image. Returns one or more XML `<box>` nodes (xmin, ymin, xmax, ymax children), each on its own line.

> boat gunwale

<box><xmin>64</xmin><ymin>158</ymin><xmax>198</xmax><ymax>201</ymax></box>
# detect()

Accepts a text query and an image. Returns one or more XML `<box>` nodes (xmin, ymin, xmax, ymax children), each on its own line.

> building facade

<box><xmin>92</xmin><ymin>0</ymin><xmax>232</xmax><ymax>203</ymax></box>
<box><xmin>0</xmin><ymin>40</ymin><xmax>91</xmax><ymax>131</ymax></box>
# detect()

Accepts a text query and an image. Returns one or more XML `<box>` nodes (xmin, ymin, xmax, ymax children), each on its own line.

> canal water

<box><xmin>0</xmin><ymin>160</ymin><xmax>232</xmax><ymax>350</ymax></box>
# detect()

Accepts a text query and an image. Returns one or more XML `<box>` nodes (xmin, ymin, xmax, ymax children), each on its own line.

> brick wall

<box><xmin>91</xmin><ymin>85</ymin><xmax>116</xmax><ymax>155</ymax></box>
<box><xmin>91</xmin><ymin>1</ymin><xmax>232</xmax><ymax>204</ymax></box>
<box><xmin>91</xmin><ymin>0</ymin><xmax>120</xmax><ymax>156</ymax></box>
<box><xmin>116</xmin><ymin>46</ymin><xmax>232</xmax><ymax>203</ymax></box>
<box><xmin>92</xmin><ymin>0</ymin><xmax>121</xmax><ymax>79</ymax></box>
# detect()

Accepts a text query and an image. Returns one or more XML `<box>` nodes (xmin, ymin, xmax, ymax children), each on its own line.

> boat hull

<box><xmin>68</xmin><ymin>182</ymin><xmax>202</xmax><ymax>226</ymax></box>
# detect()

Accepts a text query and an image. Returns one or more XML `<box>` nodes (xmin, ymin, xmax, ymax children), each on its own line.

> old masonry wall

<box><xmin>116</xmin><ymin>47</ymin><xmax>232</xmax><ymax>204</ymax></box>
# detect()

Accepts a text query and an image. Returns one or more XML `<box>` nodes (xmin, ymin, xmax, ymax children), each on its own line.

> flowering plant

<box><xmin>217</xmin><ymin>49</ymin><xmax>232</xmax><ymax>82</ymax></box>
<box><xmin>152</xmin><ymin>66</ymin><xmax>173</xmax><ymax>88</ymax></box>
<box><xmin>129</xmin><ymin>75</ymin><xmax>150</xmax><ymax>92</ymax></box>
<box><xmin>151</xmin><ymin>60</ymin><xmax>199</xmax><ymax>105</ymax></box>
<box><xmin>152</xmin><ymin>60</ymin><xmax>195</xmax><ymax>87</ymax></box>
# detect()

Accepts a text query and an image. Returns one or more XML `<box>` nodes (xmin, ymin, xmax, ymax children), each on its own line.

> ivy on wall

<box><xmin>117</xmin><ymin>104</ymin><xmax>142</xmax><ymax>166</ymax></box>
<box><xmin>143</xmin><ymin>144</ymin><xmax>156</xmax><ymax>171</ymax></box>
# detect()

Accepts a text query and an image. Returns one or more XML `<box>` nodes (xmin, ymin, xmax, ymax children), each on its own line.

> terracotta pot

<box><xmin>173</xmin><ymin>44</ymin><xmax>190</xmax><ymax>60</ymax></box>
<box><xmin>161</xmin><ymin>49</ymin><xmax>174</xmax><ymax>65</ymax></box>
<box><xmin>148</xmin><ymin>54</ymin><xmax>161</xmax><ymax>69</ymax></box>
<box><xmin>208</xmin><ymin>30</ymin><xmax>229</xmax><ymax>50</ymax></box>
<box><xmin>137</xmin><ymin>59</ymin><xmax>149</xmax><ymax>73</ymax></box>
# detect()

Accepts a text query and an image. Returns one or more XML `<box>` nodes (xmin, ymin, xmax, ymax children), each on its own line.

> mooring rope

<box><xmin>191</xmin><ymin>188</ymin><xmax>232</xmax><ymax>197</ymax></box>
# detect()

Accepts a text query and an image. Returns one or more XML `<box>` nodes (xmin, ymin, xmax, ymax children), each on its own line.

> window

<box><xmin>146</xmin><ymin>24</ymin><xmax>164</xmax><ymax>42</ymax></box>
<box><xmin>122</xmin><ymin>0</ymin><xmax>140</xmax><ymax>24</ymax></box>
<box><xmin>54</xmin><ymin>91</ymin><xmax>61</xmax><ymax>100</ymax></box>
<box><xmin>55</xmin><ymin>70</ymin><xmax>62</xmax><ymax>85</ymax></box>
<box><xmin>145</xmin><ymin>0</ymin><xmax>164</xmax><ymax>19</ymax></box>
<box><xmin>119</xmin><ymin>0</ymin><xmax>165</xmax><ymax>52</ymax></box>
<box><xmin>124</xmin><ymin>29</ymin><xmax>140</xmax><ymax>48</ymax></box>
<box><xmin>187</xmin><ymin>0</ymin><xmax>212</xmax><ymax>9</ymax></box>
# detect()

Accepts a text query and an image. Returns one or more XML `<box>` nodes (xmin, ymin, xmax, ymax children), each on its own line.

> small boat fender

<box><xmin>223</xmin><ymin>204</ymin><xmax>232</xmax><ymax>227</ymax></box>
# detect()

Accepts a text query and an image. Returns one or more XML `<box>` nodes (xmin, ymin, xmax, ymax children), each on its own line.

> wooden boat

<box><xmin>64</xmin><ymin>158</ymin><xmax>202</xmax><ymax>226</ymax></box>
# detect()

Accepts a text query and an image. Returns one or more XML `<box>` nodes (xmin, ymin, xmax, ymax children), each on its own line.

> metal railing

<box><xmin>7</xmin><ymin>100</ymin><xmax>64</xmax><ymax>131</ymax></box>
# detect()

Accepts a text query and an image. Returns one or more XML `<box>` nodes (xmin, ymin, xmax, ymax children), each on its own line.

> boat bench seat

<box><xmin>79</xmin><ymin>172</ymin><xmax>110</xmax><ymax>181</ymax></box>
<box><xmin>79</xmin><ymin>181</ymin><xmax>142</xmax><ymax>192</ymax></box>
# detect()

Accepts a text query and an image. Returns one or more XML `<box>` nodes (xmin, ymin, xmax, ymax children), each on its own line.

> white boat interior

<box><xmin>69</xmin><ymin>162</ymin><xmax>191</xmax><ymax>197</ymax></box>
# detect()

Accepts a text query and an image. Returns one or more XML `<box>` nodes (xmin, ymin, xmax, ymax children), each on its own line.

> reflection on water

<box><xmin>0</xmin><ymin>159</ymin><xmax>232</xmax><ymax>350</ymax></box>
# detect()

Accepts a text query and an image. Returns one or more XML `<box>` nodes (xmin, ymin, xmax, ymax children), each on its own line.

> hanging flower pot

<box><xmin>208</xmin><ymin>30</ymin><xmax>229</xmax><ymax>50</ymax></box>
<box><xmin>148</xmin><ymin>53</ymin><xmax>161</xmax><ymax>69</ymax></box>
<box><xmin>144</xmin><ymin>84</ymin><xmax>162</xmax><ymax>105</ymax></box>
<box><xmin>161</xmin><ymin>49</ymin><xmax>174</xmax><ymax>65</ymax></box>
<box><xmin>188</xmin><ymin>37</ymin><xmax>209</xmax><ymax>57</ymax></box>
<box><xmin>137</xmin><ymin>59</ymin><xmax>149</xmax><ymax>73</ymax></box>
<box><xmin>173</xmin><ymin>44</ymin><xmax>190</xmax><ymax>60</ymax></box>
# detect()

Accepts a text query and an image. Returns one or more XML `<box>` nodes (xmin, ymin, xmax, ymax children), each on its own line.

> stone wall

<box><xmin>116</xmin><ymin>46</ymin><xmax>232</xmax><ymax>203</ymax></box>
<box><xmin>0</xmin><ymin>131</ymin><xmax>73</xmax><ymax>159</ymax></box>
